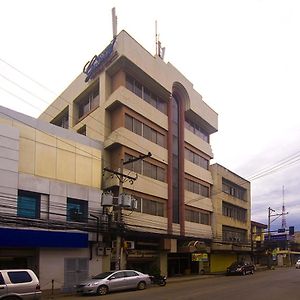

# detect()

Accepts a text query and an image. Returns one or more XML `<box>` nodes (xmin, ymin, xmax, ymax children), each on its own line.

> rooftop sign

<box><xmin>83</xmin><ymin>38</ymin><xmax>117</xmax><ymax>82</ymax></box>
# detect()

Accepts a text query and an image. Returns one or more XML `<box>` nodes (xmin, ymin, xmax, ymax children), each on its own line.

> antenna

<box><xmin>112</xmin><ymin>7</ymin><xmax>117</xmax><ymax>38</ymax></box>
<box><xmin>155</xmin><ymin>20</ymin><xmax>166</xmax><ymax>59</ymax></box>
<box><xmin>281</xmin><ymin>185</ymin><xmax>287</xmax><ymax>229</ymax></box>
<box><xmin>155</xmin><ymin>20</ymin><xmax>158</xmax><ymax>56</ymax></box>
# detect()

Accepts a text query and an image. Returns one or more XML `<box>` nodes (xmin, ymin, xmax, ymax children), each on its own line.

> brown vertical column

<box><xmin>178</xmin><ymin>98</ymin><xmax>185</xmax><ymax>236</ymax></box>
<box><xmin>167</xmin><ymin>97</ymin><xmax>173</xmax><ymax>235</ymax></box>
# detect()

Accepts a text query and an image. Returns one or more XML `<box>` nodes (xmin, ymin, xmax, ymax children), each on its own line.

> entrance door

<box><xmin>64</xmin><ymin>258</ymin><xmax>88</xmax><ymax>292</ymax></box>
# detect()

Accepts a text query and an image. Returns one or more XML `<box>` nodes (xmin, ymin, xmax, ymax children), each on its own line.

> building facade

<box><xmin>39</xmin><ymin>30</ymin><xmax>218</xmax><ymax>277</ymax></box>
<box><xmin>210</xmin><ymin>163</ymin><xmax>251</xmax><ymax>272</ymax></box>
<box><xmin>0</xmin><ymin>106</ymin><xmax>104</xmax><ymax>291</ymax></box>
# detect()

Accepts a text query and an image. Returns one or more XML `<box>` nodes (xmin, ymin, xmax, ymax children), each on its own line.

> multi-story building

<box><xmin>210</xmin><ymin>163</ymin><xmax>251</xmax><ymax>272</ymax></box>
<box><xmin>0</xmin><ymin>106</ymin><xmax>103</xmax><ymax>291</ymax></box>
<box><xmin>39</xmin><ymin>30</ymin><xmax>218</xmax><ymax>277</ymax></box>
<box><xmin>251</xmin><ymin>221</ymin><xmax>267</xmax><ymax>265</ymax></box>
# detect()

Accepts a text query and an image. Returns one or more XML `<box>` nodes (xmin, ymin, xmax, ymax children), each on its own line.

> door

<box><xmin>64</xmin><ymin>258</ymin><xmax>88</xmax><ymax>292</ymax></box>
<box><xmin>107</xmin><ymin>271</ymin><xmax>125</xmax><ymax>291</ymax></box>
<box><xmin>0</xmin><ymin>273</ymin><xmax>7</xmax><ymax>297</ymax></box>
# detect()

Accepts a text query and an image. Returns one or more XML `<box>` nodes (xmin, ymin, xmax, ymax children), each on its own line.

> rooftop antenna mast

<box><xmin>281</xmin><ymin>185</ymin><xmax>287</xmax><ymax>229</ymax></box>
<box><xmin>112</xmin><ymin>7</ymin><xmax>117</xmax><ymax>38</ymax></box>
<box><xmin>155</xmin><ymin>20</ymin><xmax>165</xmax><ymax>59</ymax></box>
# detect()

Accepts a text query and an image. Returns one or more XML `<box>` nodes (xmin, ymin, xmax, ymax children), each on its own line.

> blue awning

<box><xmin>0</xmin><ymin>227</ymin><xmax>88</xmax><ymax>248</ymax></box>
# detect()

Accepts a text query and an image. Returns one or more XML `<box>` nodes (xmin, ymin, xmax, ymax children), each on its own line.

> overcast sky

<box><xmin>1</xmin><ymin>0</ymin><xmax>300</xmax><ymax>231</ymax></box>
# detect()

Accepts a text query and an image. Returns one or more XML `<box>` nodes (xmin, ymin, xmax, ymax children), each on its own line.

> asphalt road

<box><xmin>48</xmin><ymin>267</ymin><xmax>300</xmax><ymax>300</ymax></box>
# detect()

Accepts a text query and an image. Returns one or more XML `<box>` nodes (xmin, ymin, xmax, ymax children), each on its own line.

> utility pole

<box><xmin>104</xmin><ymin>152</ymin><xmax>152</xmax><ymax>270</ymax></box>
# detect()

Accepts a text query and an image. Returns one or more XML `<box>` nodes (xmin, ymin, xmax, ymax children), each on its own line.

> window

<box><xmin>133</xmin><ymin>119</ymin><xmax>142</xmax><ymax>135</ymax></box>
<box><xmin>125</xmin><ymin>114</ymin><xmax>133</xmax><ymax>131</ymax></box>
<box><xmin>126</xmin><ymin>196</ymin><xmax>165</xmax><ymax>217</ymax></box>
<box><xmin>124</xmin><ymin>153</ymin><xmax>166</xmax><ymax>182</ymax></box>
<box><xmin>51</xmin><ymin>107</ymin><xmax>69</xmax><ymax>129</ymax></box>
<box><xmin>185</xmin><ymin>119</ymin><xmax>209</xmax><ymax>142</ymax></box>
<box><xmin>125</xmin><ymin>114</ymin><xmax>166</xmax><ymax>148</ymax></box>
<box><xmin>17</xmin><ymin>190</ymin><xmax>40</xmax><ymax>219</ymax></box>
<box><xmin>0</xmin><ymin>273</ymin><xmax>5</xmax><ymax>285</ymax></box>
<box><xmin>185</xmin><ymin>179</ymin><xmax>210</xmax><ymax>198</ymax></box>
<box><xmin>77</xmin><ymin>84</ymin><xmax>99</xmax><ymax>120</ymax></box>
<box><xmin>222</xmin><ymin>178</ymin><xmax>246</xmax><ymax>201</ymax></box>
<box><xmin>222</xmin><ymin>201</ymin><xmax>247</xmax><ymax>222</ymax></box>
<box><xmin>7</xmin><ymin>271</ymin><xmax>32</xmax><ymax>283</ymax></box>
<box><xmin>67</xmin><ymin>198</ymin><xmax>88</xmax><ymax>223</ymax></box>
<box><xmin>222</xmin><ymin>225</ymin><xmax>247</xmax><ymax>243</ymax></box>
<box><xmin>185</xmin><ymin>208</ymin><xmax>210</xmax><ymax>225</ymax></box>
<box><xmin>125</xmin><ymin>74</ymin><xmax>167</xmax><ymax>114</ymax></box>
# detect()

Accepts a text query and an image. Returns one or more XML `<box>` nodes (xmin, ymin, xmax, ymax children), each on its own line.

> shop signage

<box><xmin>83</xmin><ymin>38</ymin><xmax>116</xmax><ymax>82</ymax></box>
<box><xmin>192</xmin><ymin>253</ymin><xmax>208</xmax><ymax>262</ymax></box>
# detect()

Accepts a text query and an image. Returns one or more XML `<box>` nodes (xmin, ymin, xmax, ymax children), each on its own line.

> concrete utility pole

<box><xmin>104</xmin><ymin>152</ymin><xmax>152</xmax><ymax>270</ymax></box>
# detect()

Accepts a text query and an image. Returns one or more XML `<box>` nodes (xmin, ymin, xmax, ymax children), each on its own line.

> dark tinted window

<box><xmin>0</xmin><ymin>273</ymin><xmax>5</xmax><ymax>285</ymax></box>
<box><xmin>8</xmin><ymin>271</ymin><xmax>32</xmax><ymax>283</ymax></box>
<box><xmin>92</xmin><ymin>272</ymin><xmax>114</xmax><ymax>279</ymax></box>
<box><xmin>125</xmin><ymin>271</ymin><xmax>138</xmax><ymax>277</ymax></box>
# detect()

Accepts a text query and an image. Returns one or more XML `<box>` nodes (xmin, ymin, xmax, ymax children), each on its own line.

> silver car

<box><xmin>296</xmin><ymin>259</ymin><xmax>300</xmax><ymax>269</ymax></box>
<box><xmin>0</xmin><ymin>269</ymin><xmax>42</xmax><ymax>300</ymax></box>
<box><xmin>76</xmin><ymin>270</ymin><xmax>151</xmax><ymax>295</ymax></box>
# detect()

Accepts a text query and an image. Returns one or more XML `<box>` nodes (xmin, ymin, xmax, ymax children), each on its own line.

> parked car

<box><xmin>0</xmin><ymin>269</ymin><xmax>42</xmax><ymax>300</ymax></box>
<box><xmin>226</xmin><ymin>261</ymin><xmax>255</xmax><ymax>275</ymax></box>
<box><xmin>75</xmin><ymin>270</ymin><xmax>151</xmax><ymax>295</ymax></box>
<box><xmin>295</xmin><ymin>259</ymin><xmax>300</xmax><ymax>269</ymax></box>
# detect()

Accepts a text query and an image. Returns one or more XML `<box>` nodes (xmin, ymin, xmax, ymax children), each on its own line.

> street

<box><xmin>46</xmin><ymin>267</ymin><xmax>300</xmax><ymax>300</ymax></box>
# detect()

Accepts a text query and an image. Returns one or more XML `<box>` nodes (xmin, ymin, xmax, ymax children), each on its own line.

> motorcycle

<box><xmin>150</xmin><ymin>275</ymin><xmax>167</xmax><ymax>286</ymax></box>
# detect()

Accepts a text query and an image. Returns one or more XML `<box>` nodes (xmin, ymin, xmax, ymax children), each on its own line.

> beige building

<box><xmin>0</xmin><ymin>106</ymin><xmax>103</xmax><ymax>291</ymax></box>
<box><xmin>210</xmin><ymin>163</ymin><xmax>251</xmax><ymax>272</ymax></box>
<box><xmin>39</xmin><ymin>30</ymin><xmax>218</xmax><ymax>277</ymax></box>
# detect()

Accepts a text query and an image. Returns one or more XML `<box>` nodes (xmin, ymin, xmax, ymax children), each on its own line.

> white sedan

<box><xmin>295</xmin><ymin>259</ymin><xmax>300</xmax><ymax>269</ymax></box>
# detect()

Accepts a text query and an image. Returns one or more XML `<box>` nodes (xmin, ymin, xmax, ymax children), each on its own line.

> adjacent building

<box><xmin>0</xmin><ymin>106</ymin><xmax>103</xmax><ymax>291</ymax></box>
<box><xmin>210</xmin><ymin>163</ymin><xmax>251</xmax><ymax>272</ymax></box>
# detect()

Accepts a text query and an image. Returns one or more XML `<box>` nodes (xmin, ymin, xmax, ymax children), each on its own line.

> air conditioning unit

<box><xmin>96</xmin><ymin>246</ymin><xmax>104</xmax><ymax>256</ymax></box>
<box><xmin>105</xmin><ymin>247</ymin><xmax>112</xmax><ymax>256</ymax></box>
<box><xmin>124</xmin><ymin>241</ymin><xmax>135</xmax><ymax>250</ymax></box>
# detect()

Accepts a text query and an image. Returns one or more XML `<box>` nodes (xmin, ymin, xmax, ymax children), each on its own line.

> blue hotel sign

<box><xmin>83</xmin><ymin>38</ymin><xmax>117</xmax><ymax>82</ymax></box>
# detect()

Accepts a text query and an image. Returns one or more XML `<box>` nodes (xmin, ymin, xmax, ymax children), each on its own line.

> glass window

<box><xmin>8</xmin><ymin>271</ymin><xmax>32</xmax><ymax>283</ymax></box>
<box><xmin>133</xmin><ymin>119</ymin><xmax>142</xmax><ymax>135</ymax></box>
<box><xmin>201</xmin><ymin>213</ymin><xmax>209</xmax><ymax>225</ymax></box>
<box><xmin>133</xmin><ymin>159</ymin><xmax>142</xmax><ymax>174</ymax></box>
<box><xmin>125</xmin><ymin>271</ymin><xmax>138</xmax><ymax>277</ymax></box>
<box><xmin>201</xmin><ymin>185</ymin><xmax>209</xmax><ymax>197</ymax></box>
<box><xmin>134</xmin><ymin>81</ymin><xmax>143</xmax><ymax>98</ymax></box>
<box><xmin>0</xmin><ymin>273</ymin><xmax>5</xmax><ymax>285</ymax></box>
<box><xmin>17</xmin><ymin>191</ymin><xmax>40</xmax><ymax>219</ymax></box>
<box><xmin>126</xmin><ymin>75</ymin><xmax>134</xmax><ymax>92</ymax></box>
<box><xmin>149</xmin><ymin>93</ymin><xmax>157</xmax><ymax>107</ymax></box>
<box><xmin>143</xmin><ymin>87</ymin><xmax>151</xmax><ymax>103</ymax></box>
<box><xmin>151</xmin><ymin>128</ymin><xmax>157</xmax><ymax>143</ymax></box>
<box><xmin>157</xmin><ymin>132</ymin><xmax>165</xmax><ymax>147</ymax></box>
<box><xmin>157</xmin><ymin>98</ymin><xmax>167</xmax><ymax>114</ymax></box>
<box><xmin>67</xmin><ymin>198</ymin><xmax>88</xmax><ymax>223</ymax></box>
<box><xmin>156</xmin><ymin>202</ymin><xmax>164</xmax><ymax>217</ymax></box>
<box><xmin>143</xmin><ymin>161</ymin><xmax>152</xmax><ymax>178</ymax></box>
<box><xmin>125</xmin><ymin>114</ymin><xmax>133</xmax><ymax>131</ymax></box>
<box><xmin>157</xmin><ymin>167</ymin><xmax>165</xmax><ymax>182</ymax></box>
<box><xmin>143</xmin><ymin>124</ymin><xmax>152</xmax><ymax>140</ymax></box>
